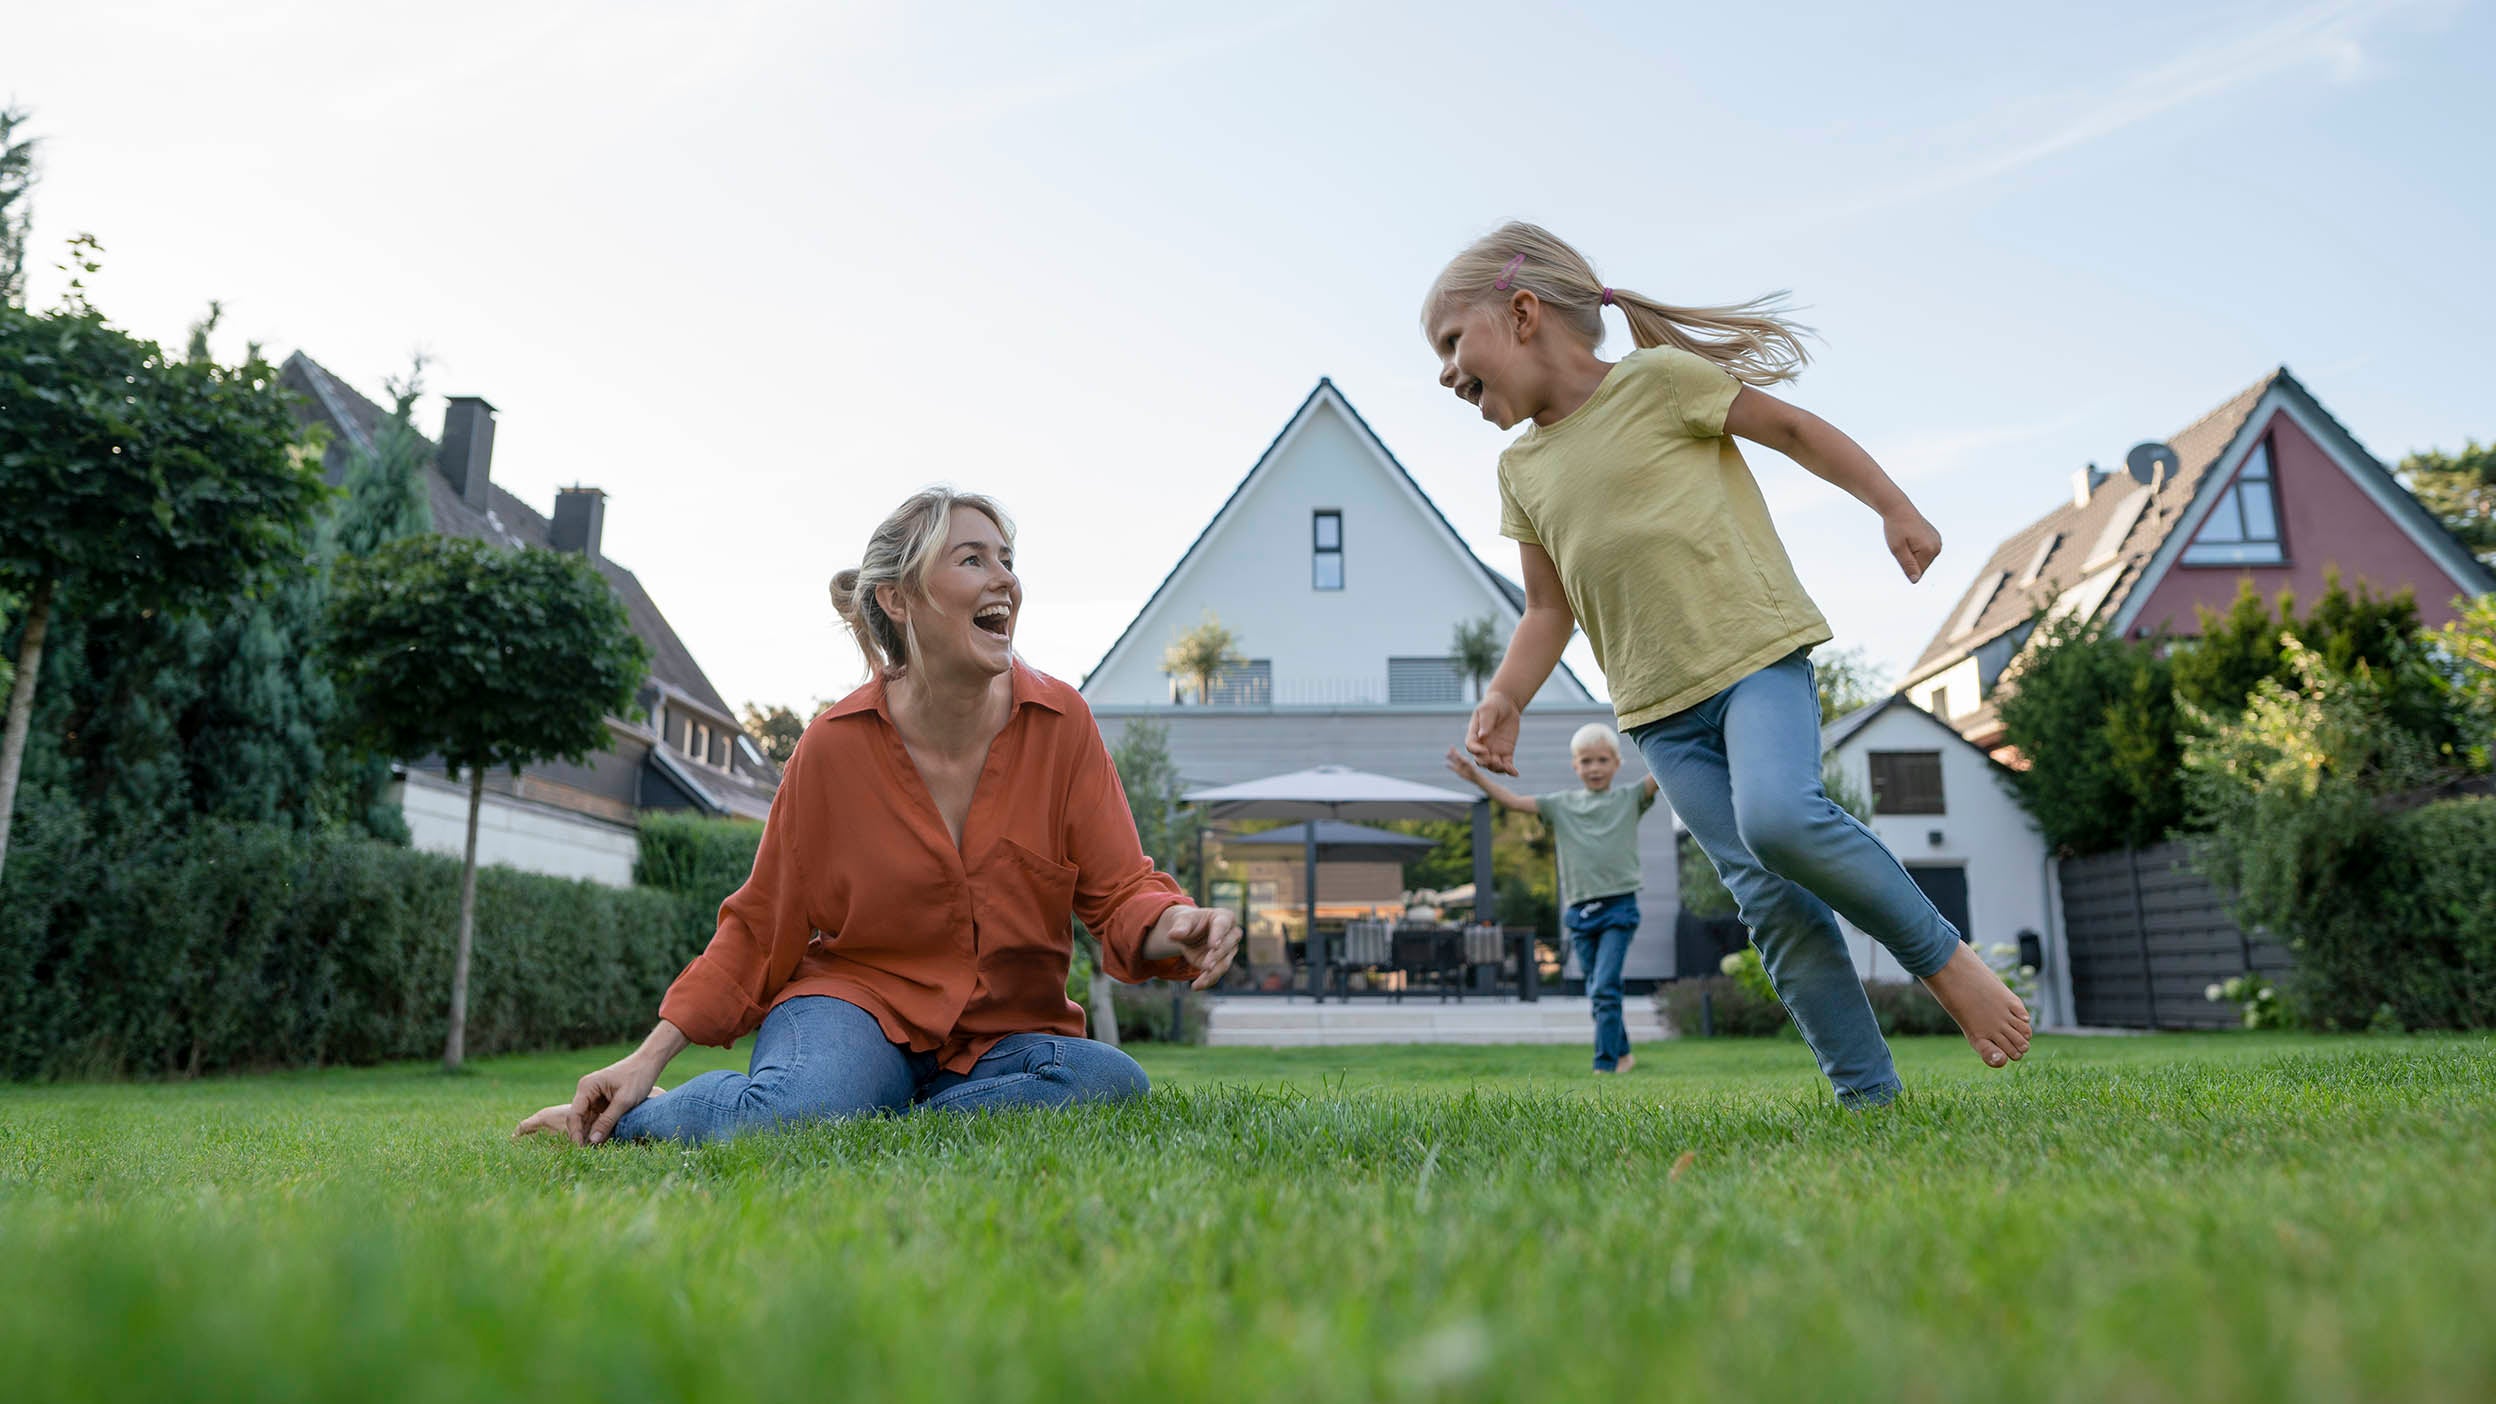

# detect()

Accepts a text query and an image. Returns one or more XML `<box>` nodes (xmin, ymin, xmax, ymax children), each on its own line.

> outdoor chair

<box><xmin>1389</xmin><ymin>925</ymin><xmax>1464</xmax><ymax>1003</ymax></box>
<box><xmin>1460</xmin><ymin>922</ymin><xmax>1508</xmax><ymax>997</ymax></box>
<box><xmin>1331</xmin><ymin>919</ymin><xmax>1394</xmax><ymax>1000</ymax></box>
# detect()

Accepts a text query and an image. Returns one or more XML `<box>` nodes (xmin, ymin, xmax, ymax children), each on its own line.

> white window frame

<box><xmin>1312</xmin><ymin>510</ymin><xmax>1344</xmax><ymax>591</ymax></box>
<box><xmin>2181</xmin><ymin>439</ymin><xmax>2286</xmax><ymax>566</ymax></box>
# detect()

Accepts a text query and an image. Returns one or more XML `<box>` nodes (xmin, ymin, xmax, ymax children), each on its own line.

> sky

<box><xmin>10</xmin><ymin>0</ymin><xmax>2491</xmax><ymax>712</ymax></box>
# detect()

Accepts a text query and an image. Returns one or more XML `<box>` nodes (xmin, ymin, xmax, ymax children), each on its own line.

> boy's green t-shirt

<box><xmin>1497</xmin><ymin>346</ymin><xmax>1832</xmax><ymax>730</ymax></box>
<box><xmin>1534</xmin><ymin>783</ymin><xmax>1655</xmax><ymax>909</ymax></box>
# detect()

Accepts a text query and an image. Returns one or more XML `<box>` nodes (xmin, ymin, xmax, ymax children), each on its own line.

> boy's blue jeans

<box><xmin>1565</xmin><ymin>893</ymin><xmax>1638</xmax><ymax>1070</ymax></box>
<box><xmin>614</xmin><ymin>996</ymin><xmax>1151</xmax><ymax>1145</ymax></box>
<box><xmin>1630</xmin><ymin>650</ymin><xmax>1962</xmax><ymax>1106</ymax></box>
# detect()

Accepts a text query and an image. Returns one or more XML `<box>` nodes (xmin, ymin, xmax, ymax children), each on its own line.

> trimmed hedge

<box><xmin>0</xmin><ymin>791</ymin><xmax>708</xmax><ymax>1080</ymax></box>
<box><xmin>2290</xmin><ymin>796</ymin><xmax>2496</xmax><ymax>1032</ymax></box>
<box><xmin>633</xmin><ymin>811</ymin><xmax>764</xmax><ymax>911</ymax></box>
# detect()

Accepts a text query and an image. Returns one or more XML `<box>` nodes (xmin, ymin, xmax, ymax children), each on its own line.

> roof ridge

<box><xmin>1079</xmin><ymin>379</ymin><xmax>1591</xmax><ymax>699</ymax></box>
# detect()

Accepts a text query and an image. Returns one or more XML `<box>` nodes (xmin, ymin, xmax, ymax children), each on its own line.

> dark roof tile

<box><xmin>1907</xmin><ymin>371</ymin><xmax>2280</xmax><ymax>678</ymax></box>
<box><xmin>281</xmin><ymin>351</ymin><xmax>739</xmax><ymax>724</ymax></box>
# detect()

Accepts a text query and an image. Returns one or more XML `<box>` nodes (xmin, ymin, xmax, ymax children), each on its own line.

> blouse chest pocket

<box><xmin>981</xmin><ymin>837</ymin><xmax>1079</xmax><ymax>944</ymax></box>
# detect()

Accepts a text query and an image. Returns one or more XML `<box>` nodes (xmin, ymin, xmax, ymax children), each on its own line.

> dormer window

<box><xmin>2019</xmin><ymin>532</ymin><xmax>2061</xmax><ymax>586</ymax></box>
<box><xmin>2182</xmin><ymin>438</ymin><xmax>2285</xmax><ymax>566</ymax></box>
<box><xmin>1313</xmin><ymin>510</ymin><xmax>1344</xmax><ymax>590</ymax></box>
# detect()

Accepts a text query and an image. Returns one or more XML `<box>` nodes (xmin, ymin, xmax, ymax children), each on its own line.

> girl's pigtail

<box><xmin>1424</xmin><ymin>220</ymin><xmax>1814</xmax><ymax>386</ymax></box>
<box><xmin>1607</xmin><ymin>287</ymin><xmax>1812</xmax><ymax>386</ymax></box>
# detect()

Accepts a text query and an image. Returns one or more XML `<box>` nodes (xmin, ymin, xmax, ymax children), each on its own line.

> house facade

<box><xmin>1901</xmin><ymin>368</ymin><xmax>2495</xmax><ymax>754</ymax></box>
<box><xmin>1082</xmin><ymin>378</ymin><xmax>1686</xmax><ymax>981</ymax></box>
<box><xmin>1818</xmin><ymin>696</ymin><xmax>2067</xmax><ymax>1025</ymax></box>
<box><xmin>283</xmin><ymin>354</ymin><xmax>778</xmax><ymax>887</ymax></box>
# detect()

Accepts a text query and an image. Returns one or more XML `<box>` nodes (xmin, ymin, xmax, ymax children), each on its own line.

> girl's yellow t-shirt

<box><xmin>1497</xmin><ymin>346</ymin><xmax>1831</xmax><ymax>730</ymax></box>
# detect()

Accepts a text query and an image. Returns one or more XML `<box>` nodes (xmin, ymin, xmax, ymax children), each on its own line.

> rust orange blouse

<box><xmin>658</xmin><ymin>662</ymin><xmax>1195</xmax><ymax>1071</ymax></box>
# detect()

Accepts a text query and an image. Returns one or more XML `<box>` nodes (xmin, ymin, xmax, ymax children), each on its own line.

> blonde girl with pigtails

<box><xmin>1423</xmin><ymin>222</ymin><xmax>2030</xmax><ymax>1106</ymax></box>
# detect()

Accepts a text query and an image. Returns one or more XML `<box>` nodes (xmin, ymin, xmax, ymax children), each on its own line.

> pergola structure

<box><xmin>1181</xmin><ymin>765</ymin><xmax>1524</xmax><ymax>1001</ymax></box>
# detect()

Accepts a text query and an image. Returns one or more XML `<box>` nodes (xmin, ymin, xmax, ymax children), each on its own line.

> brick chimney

<box><xmin>551</xmin><ymin>487</ymin><xmax>607</xmax><ymax>560</ymax></box>
<box><xmin>439</xmin><ymin>396</ymin><xmax>498</xmax><ymax>509</ymax></box>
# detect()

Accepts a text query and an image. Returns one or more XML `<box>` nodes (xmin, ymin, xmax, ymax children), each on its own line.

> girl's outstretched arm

<box><xmin>1466</xmin><ymin>543</ymin><xmax>1574</xmax><ymax>776</ymax></box>
<box><xmin>1725</xmin><ymin>386</ymin><xmax>1943</xmax><ymax>583</ymax></box>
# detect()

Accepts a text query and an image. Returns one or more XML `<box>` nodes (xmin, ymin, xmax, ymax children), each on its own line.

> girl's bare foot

<box><xmin>1920</xmin><ymin>944</ymin><xmax>2032</xmax><ymax>1068</ymax></box>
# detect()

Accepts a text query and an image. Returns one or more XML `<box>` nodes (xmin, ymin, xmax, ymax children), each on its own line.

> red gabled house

<box><xmin>1900</xmin><ymin>367</ymin><xmax>2494</xmax><ymax>756</ymax></box>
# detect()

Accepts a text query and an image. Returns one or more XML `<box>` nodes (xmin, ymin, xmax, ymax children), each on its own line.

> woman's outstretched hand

<box><xmin>1885</xmin><ymin>509</ymin><xmax>1943</xmax><ymax>583</ymax></box>
<box><xmin>1147</xmin><ymin>905</ymin><xmax>1243</xmax><ymax>990</ymax></box>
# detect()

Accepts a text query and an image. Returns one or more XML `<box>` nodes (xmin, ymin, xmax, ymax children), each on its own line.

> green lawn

<box><xmin>4</xmin><ymin>1032</ymin><xmax>2493</xmax><ymax>1403</ymax></box>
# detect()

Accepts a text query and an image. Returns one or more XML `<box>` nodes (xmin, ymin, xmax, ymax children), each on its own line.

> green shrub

<box><xmin>1862</xmin><ymin>978</ymin><xmax>1965</xmax><ymax>1036</ymax></box>
<box><xmin>1996</xmin><ymin>614</ymin><xmax>2185</xmax><ymax>854</ymax></box>
<box><xmin>0</xmin><ymin>798</ymin><xmax>708</xmax><ymax>1080</ymax></box>
<box><xmin>1108</xmin><ymin>982</ymin><xmax>1210</xmax><ymax>1044</ymax></box>
<box><xmin>2187</xmin><ymin>637</ymin><xmax>2496</xmax><ymax>1031</ymax></box>
<box><xmin>2291</xmin><ymin>797</ymin><xmax>2496</xmax><ymax>1032</ymax></box>
<box><xmin>1065</xmin><ymin>932</ymin><xmax>1206</xmax><ymax>1044</ymax></box>
<box><xmin>1658</xmin><ymin>966</ymin><xmax>1962</xmax><ymax>1039</ymax></box>
<box><xmin>1656</xmin><ymin>977</ymin><xmax>1790</xmax><ymax>1038</ymax></box>
<box><xmin>633</xmin><ymin>811</ymin><xmax>765</xmax><ymax>909</ymax></box>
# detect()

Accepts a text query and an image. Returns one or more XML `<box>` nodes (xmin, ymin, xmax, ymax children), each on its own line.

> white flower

<box><xmin>2206</xmin><ymin>983</ymin><xmax>2225</xmax><ymax>1003</ymax></box>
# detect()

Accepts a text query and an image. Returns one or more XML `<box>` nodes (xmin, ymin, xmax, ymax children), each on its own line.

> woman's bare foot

<box><xmin>1920</xmin><ymin>944</ymin><xmax>2032</xmax><ymax>1068</ymax></box>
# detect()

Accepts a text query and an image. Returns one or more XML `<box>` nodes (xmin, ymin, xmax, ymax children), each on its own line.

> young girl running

<box><xmin>1422</xmin><ymin>222</ymin><xmax>2029</xmax><ymax>1107</ymax></box>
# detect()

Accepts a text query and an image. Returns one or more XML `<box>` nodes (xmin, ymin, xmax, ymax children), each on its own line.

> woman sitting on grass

<box><xmin>515</xmin><ymin>488</ymin><xmax>1239</xmax><ymax>1147</ymax></box>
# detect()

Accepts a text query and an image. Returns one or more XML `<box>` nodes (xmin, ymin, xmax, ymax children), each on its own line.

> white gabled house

<box><xmin>1817</xmin><ymin>695</ymin><xmax>2068</xmax><ymax>1025</ymax></box>
<box><xmin>1083</xmin><ymin>378</ymin><xmax>1685</xmax><ymax>982</ymax></box>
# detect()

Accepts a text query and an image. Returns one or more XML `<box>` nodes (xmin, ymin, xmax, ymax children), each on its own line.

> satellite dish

<box><xmin>2125</xmin><ymin>441</ymin><xmax>2180</xmax><ymax>487</ymax></box>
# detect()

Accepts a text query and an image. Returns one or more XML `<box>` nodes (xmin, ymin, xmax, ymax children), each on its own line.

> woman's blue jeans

<box><xmin>614</xmin><ymin>996</ymin><xmax>1152</xmax><ymax>1145</ymax></box>
<box><xmin>1630</xmin><ymin>651</ymin><xmax>1962</xmax><ymax>1106</ymax></box>
<box><xmin>1565</xmin><ymin>893</ymin><xmax>1638</xmax><ymax>1071</ymax></box>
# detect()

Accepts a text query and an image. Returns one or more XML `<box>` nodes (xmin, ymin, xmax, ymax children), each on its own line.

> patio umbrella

<box><xmin>1181</xmin><ymin>766</ymin><xmax>1496</xmax><ymax>1000</ymax></box>
<box><xmin>1218</xmin><ymin>820</ymin><xmax>1440</xmax><ymax>864</ymax></box>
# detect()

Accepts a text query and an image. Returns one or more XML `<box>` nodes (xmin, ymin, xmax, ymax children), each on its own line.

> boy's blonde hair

<box><xmin>1569</xmin><ymin>723</ymin><xmax>1622</xmax><ymax>760</ymax></box>
<box><xmin>830</xmin><ymin>486</ymin><xmax>1015</xmax><ymax>677</ymax></box>
<box><xmin>1423</xmin><ymin>221</ymin><xmax>1811</xmax><ymax>387</ymax></box>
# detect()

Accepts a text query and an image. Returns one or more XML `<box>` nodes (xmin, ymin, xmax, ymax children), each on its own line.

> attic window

<box><xmin>2083</xmin><ymin>488</ymin><xmax>2153</xmax><ymax>569</ymax></box>
<box><xmin>2181</xmin><ymin>439</ymin><xmax>2285</xmax><ymax>566</ymax></box>
<box><xmin>2019</xmin><ymin>533</ymin><xmax>2061</xmax><ymax>586</ymax></box>
<box><xmin>1950</xmin><ymin>572</ymin><xmax>2007</xmax><ymax>640</ymax></box>
<box><xmin>1313</xmin><ymin>511</ymin><xmax>1344</xmax><ymax>591</ymax></box>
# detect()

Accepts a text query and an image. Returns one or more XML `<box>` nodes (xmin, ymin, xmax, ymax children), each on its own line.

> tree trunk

<box><xmin>0</xmin><ymin>573</ymin><xmax>57</xmax><ymax>883</ymax></box>
<box><xmin>1089</xmin><ymin>970</ymin><xmax>1121</xmax><ymax>1046</ymax></box>
<box><xmin>443</xmin><ymin>764</ymin><xmax>483</xmax><ymax>1071</ymax></box>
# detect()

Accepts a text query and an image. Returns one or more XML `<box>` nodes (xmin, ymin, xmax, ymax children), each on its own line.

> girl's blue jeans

<box><xmin>1629</xmin><ymin>650</ymin><xmax>1962</xmax><ymax>1106</ymax></box>
<box><xmin>1565</xmin><ymin>893</ymin><xmax>1638</xmax><ymax>1070</ymax></box>
<box><xmin>614</xmin><ymin>995</ymin><xmax>1151</xmax><ymax>1145</ymax></box>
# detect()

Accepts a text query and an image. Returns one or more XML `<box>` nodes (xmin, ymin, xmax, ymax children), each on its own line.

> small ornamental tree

<box><xmin>0</xmin><ymin>298</ymin><xmax>326</xmax><ymax>878</ymax></box>
<box><xmin>1813</xmin><ymin>644</ymin><xmax>1892</xmax><ymax>723</ymax></box>
<box><xmin>739</xmin><ymin>701</ymin><xmax>809</xmax><ymax>767</ymax></box>
<box><xmin>1451</xmin><ymin>615</ymin><xmax>1502</xmax><ymax>701</ymax></box>
<box><xmin>1161</xmin><ymin>611</ymin><xmax>1245</xmax><ymax>706</ymax></box>
<box><xmin>328</xmin><ymin>535</ymin><xmax>649</xmax><ymax>1071</ymax></box>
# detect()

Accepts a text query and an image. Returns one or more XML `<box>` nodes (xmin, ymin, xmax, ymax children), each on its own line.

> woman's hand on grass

<box><xmin>512</xmin><ymin>1029</ymin><xmax>681</xmax><ymax>1146</ymax></box>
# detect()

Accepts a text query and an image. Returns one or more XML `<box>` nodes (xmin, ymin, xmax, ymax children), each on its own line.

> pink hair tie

<box><xmin>1600</xmin><ymin>287</ymin><xmax>1615</xmax><ymax>306</ymax></box>
<box><xmin>1492</xmin><ymin>254</ymin><xmax>1524</xmax><ymax>290</ymax></box>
